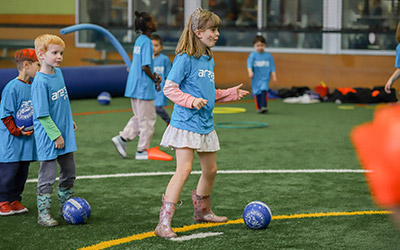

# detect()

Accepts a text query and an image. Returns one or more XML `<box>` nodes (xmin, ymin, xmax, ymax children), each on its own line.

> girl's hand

<box><xmin>192</xmin><ymin>98</ymin><xmax>208</xmax><ymax>110</ymax></box>
<box><xmin>55</xmin><ymin>135</ymin><xmax>65</xmax><ymax>149</ymax></box>
<box><xmin>235</xmin><ymin>83</ymin><xmax>250</xmax><ymax>99</ymax></box>
<box><xmin>73</xmin><ymin>121</ymin><xmax>77</xmax><ymax>131</ymax></box>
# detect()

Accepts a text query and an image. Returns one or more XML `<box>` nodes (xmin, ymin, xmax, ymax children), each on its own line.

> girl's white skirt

<box><xmin>160</xmin><ymin>125</ymin><xmax>220</xmax><ymax>152</ymax></box>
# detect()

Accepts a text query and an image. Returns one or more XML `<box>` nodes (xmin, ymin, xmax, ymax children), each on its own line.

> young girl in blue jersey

<box><xmin>247</xmin><ymin>35</ymin><xmax>277</xmax><ymax>113</ymax></box>
<box><xmin>151</xmin><ymin>34</ymin><xmax>172</xmax><ymax>125</ymax></box>
<box><xmin>154</xmin><ymin>7</ymin><xmax>249</xmax><ymax>238</ymax></box>
<box><xmin>32</xmin><ymin>34</ymin><xmax>77</xmax><ymax>227</ymax></box>
<box><xmin>385</xmin><ymin>21</ymin><xmax>400</xmax><ymax>94</ymax></box>
<box><xmin>0</xmin><ymin>49</ymin><xmax>40</xmax><ymax>216</ymax></box>
<box><xmin>112</xmin><ymin>11</ymin><xmax>161</xmax><ymax>160</ymax></box>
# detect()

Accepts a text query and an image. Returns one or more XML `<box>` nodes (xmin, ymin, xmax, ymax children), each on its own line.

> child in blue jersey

<box><xmin>247</xmin><ymin>35</ymin><xmax>277</xmax><ymax>113</ymax></box>
<box><xmin>154</xmin><ymin>7</ymin><xmax>249</xmax><ymax>238</ymax></box>
<box><xmin>151</xmin><ymin>34</ymin><xmax>172</xmax><ymax>125</ymax></box>
<box><xmin>112</xmin><ymin>11</ymin><xmax>161</xmax><ymax>160</ymax></box>
<box><xmin>385</xmin><ymin>21</ymin><xmax>400</xmax><ymax>94</ymax></box>
<box><xmin>32</xmin><ymin>34</ymin><xmax>77</xmax><ymax>227</ymax></box>
<box><xmin>0</xmin><ymin>49</ymin><xmax>40</xmax><ymax>216</ymax></box>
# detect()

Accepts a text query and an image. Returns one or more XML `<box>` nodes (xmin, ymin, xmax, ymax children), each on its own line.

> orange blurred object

<box><xmin>351</xmin><ymin>104</ymin><xmax>400</xmax><ymax>208</ymax></box>
<box><xmin>314</xmin><ymin>81</ymin><xmax>329</xmax><ymax>99</ymax></box>
<box><xmin>147</xmin><ymin>146</ymin><xmax>173</xmax><ymax>161</ymax></box>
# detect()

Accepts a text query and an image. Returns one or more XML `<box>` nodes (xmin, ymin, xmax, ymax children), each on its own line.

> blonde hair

<box><xmin>175</xmin><ymin>9</ymin><xmax>221</xmax><ymax>60</ymax></box>
<box><xmin>396</xmin><ymin>21</ymin><xmax>400</xmax><ymax>44</ymax></box>
<box><xmin>34</xmin><ymin>34</ymin><xmax>65</xmax><ymax>54</ymax></box>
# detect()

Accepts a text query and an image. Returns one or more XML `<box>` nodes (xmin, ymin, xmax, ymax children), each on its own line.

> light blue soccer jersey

<box><xmin>395</xmin><ymin>43</ymin><xmax>400</xmax><ymax>68</ymax></box>
<box><xmin>125</xmin><ymin>34</ymin><xmax>155</xmax><ymax>100</ymax></box>
<box><xmin>31</xmin><ymin>68</ymin><xmax>77</xmax><ymax>161</ymax></box>
<box><xmin>0</xmin><ymin>78</ymin><xmax>37</xmax><ymax>162</ymax></box>
<box><xmin>167</xmin><ymin>53</ymin><xmax>216</xmax><ymax>134</ymax></box>
<box><xmin>154</xmin><ymin>53</ymin><xmax>172</xmax><ymax>107</ymax></box>
<box><xmin>247</xmin><ymin>51</ymin><xmax>275</xmax><ymax>95</ymax></box>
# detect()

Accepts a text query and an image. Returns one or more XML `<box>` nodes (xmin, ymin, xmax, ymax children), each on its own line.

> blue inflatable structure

<box><xmin>0</xmin><ymin>65</ymin><xmax>128</xmax><ymax>99</ymax></box>
<box><xmin>0</xmin><ymin>24</ymin><xmax>131</xmax><ymax>100</ymax></box>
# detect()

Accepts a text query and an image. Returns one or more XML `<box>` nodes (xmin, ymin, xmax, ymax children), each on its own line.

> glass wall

<box><xmin>76</xmin><ymin>0</ymin><xmax>184</xmax><ymax>50</ymax></box>
<box><xmin>342</xmin><ymin>0</ymin><xmax>400</xmax><ymax>50</ymax></box>
<box><xmin>76</xmin><ymin>0</ymin><xmax>399</xmax><ymax>54</ymax></box>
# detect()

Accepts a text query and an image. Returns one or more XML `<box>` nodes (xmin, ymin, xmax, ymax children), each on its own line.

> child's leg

<box><xmin>119</xmin><ymin>98</ymin><xmax>140</xmax><ymax>141</ymax></box>
<box><xmin>0</xmin><ymin>162</ymin><xmax>19</xmax><ymax>215</ymax></box>
<box><xmin>196</xmin><ymin>151</ymin><xmax>217</xmax><ymax>196</ymax></box>
<box><xmin>57</xmin><ymin>153</ymin><xmax>76</xmax><ymax>214</ymax></box>
<box><xmin>155</xmin><ymin>106</ymin><xmax>171</xmax><ymax>124</ymax></box>
<box><xmin>164</xmin><ymin>148</ymin><xmax>194</xmax><ymax>203</ymax></box>
<box><xmin>136</xmin><ymin>99</ymin><xmax>157</xmax><ymax>152</ymax></box>
<box><xmin>192</xmin><ymin>151</ymin><xmax>228</xmax><ymax>223</ymax></box>
<box><xmin>37</xmin><ymin>160</ymin><xmax>59</xmax><ymax>226</ymax></box>
<box><xmin>0</xmin><ymin>162</ymin><xmax>19</xmax><ymax>202</ymax></box>
<box><xmin>155</xmin><ymin>148</ymin><xmax>194</xmax><ymax>238</ymax></box>
<box><xmin>9</xmin><ymin>161</ymin><xmax>29</xmax><ymax>202</ymax></box>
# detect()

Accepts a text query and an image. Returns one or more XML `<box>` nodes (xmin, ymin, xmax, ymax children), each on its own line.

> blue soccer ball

<box><xmin>63</xmin><ymin>197</ymin><xmax>91</xmax><ymax>225</ymax></box>
<box><xmin>15</xmin><ymin>102</ymin><xmax>33</xmax><ymax>131</ymax></box>
<box><xmin>243</xmin><ymin>201</ymin><xmax>272</xmax><ymax>229</ymax></box>
<box><xmin>97</xmin><ymin>91</ymin><xmax>111</xmax><ymax>105</ymax></box>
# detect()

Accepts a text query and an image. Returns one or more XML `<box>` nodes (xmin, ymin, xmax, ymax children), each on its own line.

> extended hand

<box><xmin>235</xmin><ymin>83</ymin><xmax>250</xmax><ymax>99</ymax></box>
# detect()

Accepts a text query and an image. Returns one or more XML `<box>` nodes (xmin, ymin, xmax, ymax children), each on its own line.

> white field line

<box><xmin>169</xmin><ymin>232</ymin><xmax>224</xmax><ymax>242</ymax></box>
<box><xmin>26</xmin><ymin>169</ymin><xmax>370</xmax><ymax>183</ymax></box>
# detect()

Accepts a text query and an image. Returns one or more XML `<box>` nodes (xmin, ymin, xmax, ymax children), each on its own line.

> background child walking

<box><xmin>151</xmin><ymin>34</ymin><xmax>172</xmax><ymax>125</ymax></box>
<box><xmin>112</xmin><ymin>11</ymin><xmax>161</xmax><ymax>160</ymax></box>
<box><xmin>154</xmin><ymin>7</ymin><xmax>249</xmax><ymax>238</ymax></box>
<box><xmin>247</xmin><ymin>35</ymin><xmax>277</xmax><ymax>113</ymax></box>
<box><xmin>32</xmin><ymin>34</ymin><xmax>77</xmax><ymax>226</ymax></box>
<box><xmin>0</xmin><ymin>49</ymin><xmax>40</xmax><ymax>216</ymax></box>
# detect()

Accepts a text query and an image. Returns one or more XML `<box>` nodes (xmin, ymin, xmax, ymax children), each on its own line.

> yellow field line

<box><xmin>78</xmin><ymin>210</ymin><xmax>391</xmax><ymax>250</ymax></box>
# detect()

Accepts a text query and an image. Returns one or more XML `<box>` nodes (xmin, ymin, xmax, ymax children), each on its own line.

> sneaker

<box><xmin>112</xmin><ymin>135</ymin><xmax>127</xmax><ymax>158</ymax></box>
<box><xmin>0</xmin><ymin>201</ymin><xmax>15</xmax><ymax>216</ymax></box>
<box><xmin>10</xmin><ymin>201</ymin><xmax>29</xmax><ymax>214</ymax></box>
<box><xmin>135</xmin><ymin>150</ymin><xmax>148</xmax><ymax>160</ymax></box>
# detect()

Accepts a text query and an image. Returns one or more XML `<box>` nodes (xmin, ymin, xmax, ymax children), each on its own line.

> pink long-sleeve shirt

<box><xmin>163</xmin><ymin>80</ymin><xmax>240</xmax><ymax>108</ymax></box>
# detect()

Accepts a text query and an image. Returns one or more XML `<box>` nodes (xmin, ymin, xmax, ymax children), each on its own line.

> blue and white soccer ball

<box><xmin>243</xmin><ymin>201</ymin><xmax>272</xmax><ymax>229</ymax></box>
<box><xmin>97</xmin><ymin>91</ymin><xmax>111</xmax><ymax>105</ymax></box>
<box><xmin>15</xmin><ymin>102</ymin><xmax>33</xmax><ymax>131</ymax></box>
<box><xmin>63</xmin><ymin>197</ymin><xmax>91</xmax><ymax>225</ymax></box>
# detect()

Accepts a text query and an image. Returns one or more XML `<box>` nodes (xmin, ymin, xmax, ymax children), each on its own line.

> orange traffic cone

<box><xmin>351</xmin><ymin>104</ymin><xmax>400</xmax><ymax>208</ymax></box>
<box><xmin>147</xmin><ymin>146</ymin><xmax>173</xmax><ymax>161</ymax></box>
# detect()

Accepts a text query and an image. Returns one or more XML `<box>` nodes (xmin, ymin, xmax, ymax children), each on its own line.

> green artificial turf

<box><xmin>3</xmin><ymin>97</ymin><xmax>400</xmax><ymax>250</ymax></box>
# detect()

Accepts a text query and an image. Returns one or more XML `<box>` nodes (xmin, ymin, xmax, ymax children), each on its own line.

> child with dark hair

<box><xmin>247</xmin><ymin>35</ymin><xmax>277</xmax><ymax>113</ymax></box>
<box><xmin>0</xmin><ymin>48</ymin><xmax>40</xmax><ymax>216</ymax></box>
<box><xmin>112</xmin><ymin>11</ymin><xmax>161</xmax><ymax>160</ymax></box>
<box><xmin>151</xmin><ymin>34</ymin><xmax>172</xmax><ymax>125</ymax></box>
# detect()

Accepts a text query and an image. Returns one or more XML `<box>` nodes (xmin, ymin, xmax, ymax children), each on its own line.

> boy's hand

<box><xmin>19</xmin><ymin>127</ymin><xmax>33</xmax><ymax>136</ymax></box>
<box><xmin>192</xmin><ymin>98</ymin><xmax>208</xmax><ymax>110</ymax></box>
<box><xmin>55</xmin><ymin>135</ymin><xmax>65</xmax><ymax>149</ymax></box>
<box><xmin>154</xmin><ymin>73</ymin><xmax>161</xmax><ymax>91</ymax></box>
<box><xmin>73</xmin><ymin>121</ymin><xmax>77</xmax><ymax>131</ymax></box>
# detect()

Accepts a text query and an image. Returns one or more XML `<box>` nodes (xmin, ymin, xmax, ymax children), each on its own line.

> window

<box><xmin>342</xmin><ymin>0</ymin><xmax>400</xmax><ymax>50</ymax></box>
<box><xmin>202</xmin><ymin>0</ymin><xmax>323</xmax><ymax>49</ymax></box>
<box><xmin>76</xmin><ymin>0</ymin><xmax>184</xmax><ymax>50</ymax></box>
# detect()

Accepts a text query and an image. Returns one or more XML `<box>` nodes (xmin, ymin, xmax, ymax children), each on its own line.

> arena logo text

<box><xmin>198</xmin><ymin>69</ymin><xmax>214</xmax><ymax>83</ymax></box>
<box><xmin>253</xmin><ymin>61</ymin><xmax>270</xmax><ymax>67</ymax></box>
<box><xmin>52</xmin><ymin>87</ymin><xmax>69</xmax><ymax>101</ymax></box>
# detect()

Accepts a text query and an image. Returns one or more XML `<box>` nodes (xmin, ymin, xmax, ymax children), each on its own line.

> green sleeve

<box><xmin>38</xmin><ymin>116</ymin><xmax>62</xmax><ymax>141</ymax></box>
